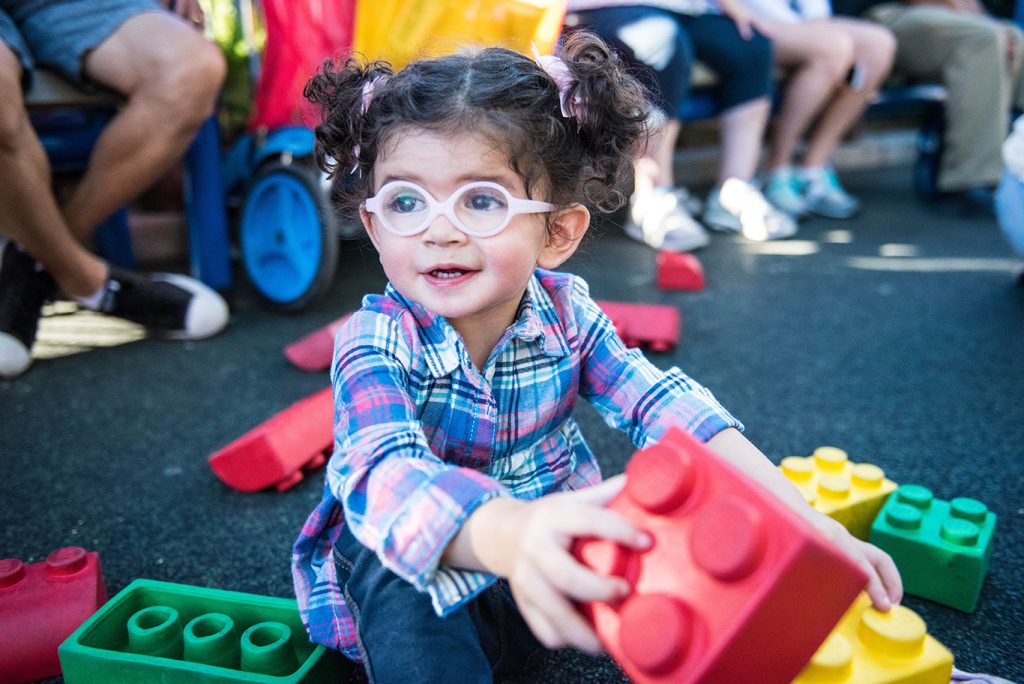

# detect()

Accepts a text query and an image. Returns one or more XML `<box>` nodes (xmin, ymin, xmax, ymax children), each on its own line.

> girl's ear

<box><xmin>360</xmin><ymin>204</ymin><xmax>383</xmax><ymax>253</ymax></box>
<box><xmin>538</xmin><ymin>203</ymin><xmax>590</xmax><ymax>269</ymax></box>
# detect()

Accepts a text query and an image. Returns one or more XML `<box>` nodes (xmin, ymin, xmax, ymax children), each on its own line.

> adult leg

<box><xmin>759</xmin><ymin>18</ymin><xmax>855</xmax><ymax>171</ymax></box>
<box><xmin>801</xmin><ymin>18</ymin><xmax>895</xmax><ymax>168</ymax></box>
<box><xmin>718</xmin><ymin>98</ymin><xmax>771</xmax><ymax>184</ymax></box>
<box><xmin>61</xmin><ymin>12</ymin><xmax>225</xmax><ymax>238</ymax></box>
<box><xmin>872</xmin><ymin>4</ymin><xmax>1006</xmax><ymax>191</ymax></box>
<box><xmin>0</xmin><ymin>43</ymin><xmax>107</xmax><ymax>297</ymax></box>
<box><xmin>682</xmin><ymin>13</ymin><xmax>774</xmax><ymax>183</ymax></box>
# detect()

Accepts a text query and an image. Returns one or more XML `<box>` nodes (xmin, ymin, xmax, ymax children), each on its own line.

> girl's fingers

<box><xmin>537</xmin><ymin>547</ymin><xmax>630</xmax><ymax>603</ymax></box>
<box><xmin>866</xmin><ymin>543</ymin><xmax>904</xmax><ymax>606</ymax></box>
<box><xmin>549</xmin><ymin>500</ymin><xmax>650</xmax><ymax>551</ymax></box>
<box><xmin>569</xmin><ymin>475</ymin><xmax>627</xmax><ymax>506</ymax></box>
<box><xmin>516</xmin><ymin>572</ymin><xmax>604</xmax><ymax>654</ymax></box>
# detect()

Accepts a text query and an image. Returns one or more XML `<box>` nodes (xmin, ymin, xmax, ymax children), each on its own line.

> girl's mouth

<box><xmin>429</xmin><ymin>268</ymin><xmax>468</xmax><ymax>279</ymax></box>
<box><xmin>423</xmin><ymin>267</ymin><xmax>478</xmax><ymax>285</ymax></box>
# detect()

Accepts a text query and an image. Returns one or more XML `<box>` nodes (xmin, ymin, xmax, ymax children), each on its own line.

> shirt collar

<box><xmin>384</xmin><ymin>272</ymin><xmax>570</xmax><ymax>379</ymax></box>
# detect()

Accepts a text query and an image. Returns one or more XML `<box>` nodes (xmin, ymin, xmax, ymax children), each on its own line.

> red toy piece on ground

<box><xmin>573</xmin><ymin>428</ymin><xmax>867</xmax><ymax>684</ymax></box>
<box><xmin>209</xmin><ymin>386</ymin><xmax>333</xmax><ymax>492</ymax></box>
<box><xmin>596</xmin><ymin>300</ymin><xmax>681</xmax><ymax>352</ymax></box>
<box><xmin>0</xmin><ymin>547</ymin><xmax>108</xmax><ymax>683</ymax></box>
<box><xmin>656</xmin><ymin>251</ymin><xmax>705</xmax><ymax>291</ymax></box>
<box><xmin>284</xmin><ymin>314</ymin><xmax>351</xmax><ymax>372</ymax></box>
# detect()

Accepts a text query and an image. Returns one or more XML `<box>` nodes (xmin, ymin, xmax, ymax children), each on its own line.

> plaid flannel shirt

<box><xmin>292</xmin><ymin>268</ymin><xmax>741</xmax><ymax>660</ymax></box>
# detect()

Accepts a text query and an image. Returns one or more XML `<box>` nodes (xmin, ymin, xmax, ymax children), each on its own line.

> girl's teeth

<box><xmin>432</xmin><ymin>269</ymin><xmax>465</xmax><ymax>278</ymax></box>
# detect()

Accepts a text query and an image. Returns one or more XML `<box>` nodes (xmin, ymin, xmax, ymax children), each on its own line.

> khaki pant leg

<box><xmin>869</xmin><ymin>4</ymin><xmax>1008</xmax><ymax>190</ymax></box>
<box><xmin>997</xmin><ymin>19</ymin><xmax>1024</xmax><ymax>110</ymax></box>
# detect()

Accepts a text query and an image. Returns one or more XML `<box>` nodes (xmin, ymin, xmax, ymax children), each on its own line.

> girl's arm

<box><xmin>706</xmin><ymin>427</ymin><xmax>903</xmax><ymax>610</ymax></box>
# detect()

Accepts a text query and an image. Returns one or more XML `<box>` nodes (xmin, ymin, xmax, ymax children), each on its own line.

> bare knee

<box><xmin>808</xmin><ymin>33</ymin><xmax>855</xmax><ymax>84</ymax></box>
<box><xmin>859</xmin><ymin>28</ymin><xmax>896</xmax><ymax>88</ymax></box>
<box><xmin>137</xmin><ymin>39</ymin><xmax>225</xmax><ymax>132</ymax></box>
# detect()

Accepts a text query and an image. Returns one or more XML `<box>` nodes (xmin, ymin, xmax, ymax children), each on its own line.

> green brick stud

<box><xmin>183</xmin><ymin>612</ymin><xmax>238</xmax><ymax>669</ymax></box>
<box><xmin>126</xmin><ymin>605</ymin><xmax>183</xmax><ymax>659</ymax></box>
<box><xmin>240</xmin><ymin>621</ymin><xmax>299</xmax><ymax>676</ymax></box>
<box><xmin>869</xmin><ymin>485</ymin><xmax>997</xmax><ymax>612</ymax></box>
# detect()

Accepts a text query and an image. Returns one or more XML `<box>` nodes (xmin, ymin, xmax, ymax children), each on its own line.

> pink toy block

<box><xmin>0</xmin><ymin>547</ymin><xmax>108</xmax><ymax>683</ymax></box>
<box><xmin>656</xmin><ymin>251</ymin><xmax>705</xmax><ymax>291</ymax></box>
<box><xmin>284</xmin><ymin>314</ymin><xmax>351</xmax><ymax>372</ymax></box>
<box><xmin>573</xmin><ymin>428</ymin><xmax>867</xmax><ymax>684</ymax></box>
<box><xmin>596</xmin><ymin>300</ymin><xmax>681</xmax><ymax>352</ymax></box>
<box><xmin>208</xmin><ymin>387</ymin><xmax>333</xmax><ymax>492</ymax></box>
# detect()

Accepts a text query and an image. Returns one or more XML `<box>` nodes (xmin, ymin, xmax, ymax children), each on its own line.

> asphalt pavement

<box><xmin>2</xmin><ymin>163</ymin><xmax>1022</xmax><ymax>683</ymax></box>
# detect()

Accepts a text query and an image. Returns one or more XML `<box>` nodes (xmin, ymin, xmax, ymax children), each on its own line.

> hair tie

<box><xmin>532</xmin><ymin>45</ymin><xmax>586</xmax><ymax>127</ymax></box>
<box><xmin>352</xmin><ymin>75</ymin><xmax>386</xmax><ymax>174</ymax></box>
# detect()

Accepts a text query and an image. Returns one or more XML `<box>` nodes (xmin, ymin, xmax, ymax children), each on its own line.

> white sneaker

<box><xmin>624</xmin><ymin>188</ymin><xmax>710</xmax><ymax>252</ymax></box>
<box><xmin>706</xmin><ymin>178</ymin><xmax>799</xmax><ymax>241</ymax></box>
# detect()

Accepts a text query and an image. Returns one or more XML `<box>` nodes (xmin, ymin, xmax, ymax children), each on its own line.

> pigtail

<box><xmin>303</xmin><ymin>56</ymin><xmax>393</xmax><ymax>180</ymax></box>
<box><xmin>557</xmin><ymin>31</ymin><xmax>650</xmax><ymax>213</ymax></box>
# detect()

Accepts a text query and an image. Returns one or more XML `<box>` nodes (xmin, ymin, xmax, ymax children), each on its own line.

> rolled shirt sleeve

<box><xmin>569</xmin><ymin>278</ymin><xmax>743</xmax><ymax>446</ymax></box>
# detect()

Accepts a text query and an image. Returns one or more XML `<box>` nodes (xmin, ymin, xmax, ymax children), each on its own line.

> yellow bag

<box><xmin>353</xmin><ymin>0</ymin><xmax>567</xmax><ymax>70</ymax></box>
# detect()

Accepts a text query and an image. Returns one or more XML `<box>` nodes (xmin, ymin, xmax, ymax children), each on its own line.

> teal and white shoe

<box><xmin>764</xmin><ymin>168</ymin><xmax>809</xmax><ymax>218</ymax></box>
<box><xmin>801</xmin><ymin>166</ymin><xmax>861</xmax><ymax>219</ymax></box>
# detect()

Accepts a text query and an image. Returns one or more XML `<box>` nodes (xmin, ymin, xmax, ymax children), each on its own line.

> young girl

<box><xmin>292</xmin><ymin>32</ymin><xmax>901</xmax><ymax>681</ymax></box>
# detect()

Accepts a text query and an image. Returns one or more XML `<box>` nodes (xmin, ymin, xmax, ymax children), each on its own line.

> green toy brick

<box><xmin>869</xmin><ymin>485</ymin><xmax>996</xmax><ymax>612</ymax></box>
<box><xmin>58</xmin><ymin>579</ymin><xmax>354</xmax><ymax>683</ymax></box>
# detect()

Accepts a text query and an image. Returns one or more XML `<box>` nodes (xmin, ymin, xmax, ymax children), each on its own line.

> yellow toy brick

<box><xmin>780</xmin><ymin>447</ymin><xmax>897</xmax><ymax>539</ymax></box>
<box><xmin>793</xmin><ymin>594</ymin><xmax>953</xmax><ymax>684</ymax></box>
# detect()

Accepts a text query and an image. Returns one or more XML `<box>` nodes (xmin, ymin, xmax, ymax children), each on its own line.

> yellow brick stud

<box><xmin>793</xmin><ymin>594</ymin><xmax>953</xmax><ymax>684</ymax></box>
<box><xmin>779</xmin><ymin>448</ymin><xmax>897</xmax><ymax>540</ymax></box>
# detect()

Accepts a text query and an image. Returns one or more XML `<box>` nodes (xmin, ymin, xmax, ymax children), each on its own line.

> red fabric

<box><xmin>249</xmin><ymin>0</ymin><xmax>356</xmax><ymax>131</ymax></box>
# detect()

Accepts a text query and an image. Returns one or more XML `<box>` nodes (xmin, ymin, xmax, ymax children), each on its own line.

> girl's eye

<box><xmin>388</xmin><ymin>193</ymin><xmax>426</xmax><ymax>214</ymax></box>
<box><xmin>463</xmin><ymin>189</ymin><xmax>507</xmax><ymax>213</ymax></box>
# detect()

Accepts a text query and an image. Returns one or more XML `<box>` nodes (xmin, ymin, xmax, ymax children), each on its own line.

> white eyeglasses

<box><xmin>364</xmin><ymin>180</ymin><xmax>556</xmax><ymax>237</ymax></box>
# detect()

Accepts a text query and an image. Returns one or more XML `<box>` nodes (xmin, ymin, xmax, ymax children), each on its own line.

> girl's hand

<box><xmin>502</xmin><ymin>476</ymin><xmax>650</xmax><ymax>654</ymax></box>
<box><xmin>812</xmin><ymin>514</ymin><xmax>903</xmax><ymax>611</ymax></box>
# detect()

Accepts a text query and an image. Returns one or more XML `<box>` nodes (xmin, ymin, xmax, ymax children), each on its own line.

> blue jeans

<box><xmin>333</xmin><ymin>526</ymin><xmax>544</xmax><ymax>683</ymax></box>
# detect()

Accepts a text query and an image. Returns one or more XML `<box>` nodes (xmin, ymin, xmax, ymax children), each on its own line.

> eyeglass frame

<box><xmin>363</xmin><ymin>180</ymin><xmax>556</xmax><ymax>238</ymax></box>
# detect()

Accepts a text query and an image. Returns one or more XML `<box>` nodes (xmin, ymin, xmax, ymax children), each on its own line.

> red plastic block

<box><xmin>656</xmin><ymin>252</ymin><xmax>705</xmax><ymax>291</ymax></box>
<box><xmin>0</xmin><ymin>547</ymin><xmax>107</xmax><ymax>683</ymax></box>
<box><xmin>596</xmin><ymin>300</ymin><xmax>681</xmax><ymax>352</ymax></box>
<box><xmin>284</xmin><ymin>314</ymin><xmax>351</xmax><ymax>372</ymax></box>
<box><xmin>573</xmin><ymin>428</ymin><xmax>867</xmax><ymax>684</ymax></box>
<box><xmin>208</xmin><ymin>387</ymin><xmax>333</xmax><ymax>492</ymax></box>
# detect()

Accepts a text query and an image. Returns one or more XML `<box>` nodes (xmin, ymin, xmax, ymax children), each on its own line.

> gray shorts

<box><xmin>0</xmin><ymin>0</ymin><xmax>164</xmax><ymax>87</ymax></box>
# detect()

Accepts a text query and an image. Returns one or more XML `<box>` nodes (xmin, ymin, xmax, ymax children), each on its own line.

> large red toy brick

<box><xmin>0</xmin><ymin>547</ymin><xmax>108</xmax><ymax>683</ymax></box>
<box><xmin>656</xmin><ymin>251</ymin><xmax>705</xmax><ymax>291</ymax></box>
<box><xmin>209</xmin><ymin>387</ymin><xmax>333</xmax><ymax>492</ymax></box>
<box><xmin>284</xmin><ymin>314</ymin><xmax>351</xmax><ymax>372</ymax></box>
<box><xmin>596</xmin><ymin>300</ymin><xmax>681</xmax><ymax>352</ymax></box>
<box><xmin>573</xmin><ymin>428</ymin><xmax>867</xmax><ymax>684</ymax></box>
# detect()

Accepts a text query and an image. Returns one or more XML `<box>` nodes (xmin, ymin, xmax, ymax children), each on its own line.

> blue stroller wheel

<box><xmin>240</xmin><ymin>159</ymin><xmax>338</xmax><ymax>311</ymax></box>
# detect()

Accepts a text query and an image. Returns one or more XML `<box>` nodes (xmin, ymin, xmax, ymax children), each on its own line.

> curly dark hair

<box><xmin>304</xmin><ymin>31</ymin><xmax>650</xmax><ymax>222</ymax></box>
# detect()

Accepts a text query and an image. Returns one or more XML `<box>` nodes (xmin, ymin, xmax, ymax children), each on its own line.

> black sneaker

<box><xmin>0</xmin><ymin>240</ymin><xmax>56</xmax><ymax>378</ymax></box>
<box><xmin>94</xmin><ymin>266</ymin><xmax>229</xmax><ymax>340</ymax></box>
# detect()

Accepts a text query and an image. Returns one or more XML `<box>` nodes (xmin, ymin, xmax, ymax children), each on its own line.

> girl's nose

<box><xmin>421</xmin><ymin>213</ymin><xmax>467</xmax><ymax>245</ymax></box>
